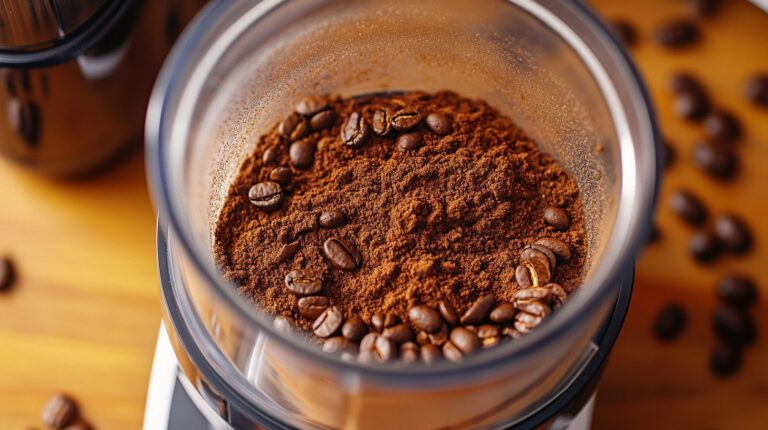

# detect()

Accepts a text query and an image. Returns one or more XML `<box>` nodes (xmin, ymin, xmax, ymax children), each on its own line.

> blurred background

<box><xmin>0</xmin><ymin>0</ymin><xmax>765</xmax><ymax>428</ymax></box>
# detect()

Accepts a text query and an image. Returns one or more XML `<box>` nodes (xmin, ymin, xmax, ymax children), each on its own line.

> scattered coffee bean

<box><xmin>675</xmin><ymin>91</ymin><xmax>709</xmax><ymax>121</ymax></box>
<box><xmin>390</xmin><ymin>109</ymin><xmax>422</xmax><ymax>131</ymax></box>
<box><xmin>713</xmin><ymin>214</ymin><xmax>752</xmax><ymax>254</ymax></box>
<box><xmin>408</xmin><ymin>305</ymin><xmax>443</xmax><ymax>333</ymax></box>
<box><xmin>372</xmin><ymin>108</ymin><xmax>392</xmax><ymax>136</ymax></box>
<box><xmin>717</xmin><ymin>275</ymin><xmax>757</xmax><ymax>309</ymax></box>
<box><xmin>514</xmin><ymin>312</ymin><xmax>544</xmax><ymax>333</ymax></box>
<box><xmin>713</xmin><ymin>306</ymin><xmax>756</xmax><ymax>346</ymax></box>
<box><xmin>489</xmin><ymin>302</ymin><xmax>516</xmax><ymax>324</ymax></box>
<box><xmin>547</xmin><ymin>283</ymin><xmax>568</xmax><ymax>307</ymax></box>
<box><xmin>611</xmin><ymin>19</ymin><xmax>637</xmax><ymax>46</ymax></box>
<box><xmin>522</xmin><ymin>245</ymin><xmax>557</xmax><ymax>269</ymax></box>
<box><xmin>297</xmin><ymin>296</ymin><xmax>329</xmax><ymax>319</ymax></box>
<box><xmin>745</xmin><ymin>74</ymin><xmax>768</xmax><ymax>107</ymax></box>
<box><xmin>341</xmin><ymin>111</ymin><xmax>371</xmax><ymax>148</ymax></box>
<box><xmin>654</xmin><ymin>19</ymin><xmax>699</xmax><ymax>48</ymax></box>
<box><xmin>273</xmin><ymin>315</ymin><xmax>295</xmax><ymax>333</ymax></box>
<box><xmin>275</xmin><ymin>241</ymin><xmax>300</xmax><ymax>263</ymax></box>
<box><xmin>383</xmin><ymin>324</ymin><xmax>414</xmax><ymax>344</ymax></box>
<box><xmin>428</xmin><ymin>324</ymin><xmax>450</xmax><ymax>346</ymax></box>
<box><xmin>269</xmin><ymin>167</ymin><xmax>293</xmax><ymax>186</ymax></box>
<box><xmin>319</xmin><ymin>210</ymin><xmax>346</xmax><ymax>229</ymax></box>
<box><xmin>688</xmin><ymin>230</ymin><xmax>721</xmax><ymax>263</ymax></box>
<box><xmin>374</xmin><ymin>334</ymin><xmax>396</xmax><ymax>362</ymax></box>
<box><xmin>450</xmin><ymin>327</ymin><xmax>481</xmax><ymax>355</ymax></box>
<box><xmin>262</xmin><ymin>147</ymin><xmax>278</xmax><ymax>165</ymax></box>
<box><xmin>310</xmin><ymin>109</ymin><xmax>335</xmax><ymax>131</ymax></box>
<box><xmin>295</xmin><ymin>96</ymin><xmax>329</xmax><ymax>117</ymax></box>
<box><xmin>279</xmin><ymin>112</ymin><xmax>310</xmax><ymax>141</ymax></box>
<box><xmin>460</xmin><ymin>294</ymin><xmax>495</xmax><ymax>325</ymax></box>
<box><xmin>522</xmin><ymin>253</ymin><xmax>551</xmax><ymax>285</ymax></box>
<box><xmin>248</xmin><ymin>181</ymin><xmax>284</xmax><ymax>212</ymax></box>
<box><xmin>669</xmin><ymin>189</ymin><xmax>707</xmax><ymax>225</ymax></box>
<box><xmin>289</xmin><ymin>140</ymin><xmax>315</xmax><ymax>170</ymax></box>
<box><xmin>438</xmin><ymin>299</ymin><xmax>459</xmax><ymax>326</ymax></box>
<box><xmin>323</xmin><ymin>336</ymin><xmax>358</xmax><ymax>355</ymax></box>
<box><xmin>703</xmin><ymin>111</ymin><xmax>741</xmax><ymax>142</ymax></box>
<box><xmin>284</xmin><ymin>269</ymin><xmax>323</xmax><ymax>296</ymax></box>
<box><xmin>396</xmin><ymin>132</ymin><xmax>423</xmax><ymax>152</ymax></box>
<box><xmin>442</xmin><ymin>341</ymin><xmax>464</xmax><ymax>362</ymax></box>
<box><xmin>400</xmin><ymin>342</ymin><xmax>420</xmax><ymax>363</ymax></box>
<box><xmin>534</xmin><ymin>237</ymin><xmax>571</xmax><ymax>261</ymax></box>
<box><xmin>688</xmin><ymin>0</ymin><xmax>721</xmax><ymax>17</ymax></box>
<box><xmin>313</xmin><ymin>306</ymin><xmax>343</xmax><ymax>338</ymax></box>
<box><xmin>342</xmin><ymin>317</ymin><xmax>368</xmax><ymax>342</ymax></box>
<box><xmin>0</xmin><ymin>257</ymin><xmax>16</xmax><ymax>293</ymax></box>
<box><xmin>42</xmin><ymin>393</ymin><xmax>78</xmax><ymax>429</ymax></box>
<box><xmin>653</xmin><ymin>304</ymin><xmax>687</xmax><ymax>341</ymax></box>
<box><xmin>543</xmin><ymin>206</ymin><xmax>570</xmax><ymax>230</ymax></box>
<box><xmin>692</xmin><ymin>140</ymin><xmax>738</xmax><ymax>179</ymax></box>
<box><xmin>515</xmin><ymin>264</ymin><xmax>533</xmax><ymax>288</ymax></box>
<box><xmin>323</xmin><ymin>237</ymin><xmax>361</xmax><ymax>271</ymax></box>
<box><xmin>425</xmin><ymin>113</ymin><xmax>453</xmax><ymax>135</ymax></box>
<box><xmin>420</xmin><ymin>344</ymin><xmax>442</xmax><ymax>364</ymax></box>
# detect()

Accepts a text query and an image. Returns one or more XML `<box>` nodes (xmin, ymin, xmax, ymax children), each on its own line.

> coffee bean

<box><xmin>396</xmin><ymin>132</ymin><xmax>423</xmax><ymax>152</ymax></box>
<box><xmin>675</xmin><ymin>91</ymin><xmax>709</xmax><ymax>121</ymax></box>
<box><xmin>703</xmin><ymin>111</ymin><xmax>741</xmax><ymax>142</ymax></box>
<box><xmin>710</xmin><ymin>343</ymin><xmax>742</xmax><ymax>377</ymax></box>
<box><xmin>522</xmin><ymin>244</ymin><xmax>557</xmax><ymax>269</ymax></box>
<box><xmin>428</xmin><ymin>323</ymin><xmax>449</xmax><ymax>346</ymax></box>
<box><xmin>323</xmin><ymin>237</ymin><xmax>361</xmax><ymax>271</ymax></box>
<box><xmin>310</xmin><ymin>109</ymin><xmax>336</xmax><ymax>131</ymax></box>
<box><xmin>713</xmin><ymin>306</ymin><xmax>756</xmax><ymax>346</ymax></box>
<box><xmin>262</xmin><ymin>147</ymin><xmax>278</xmax><ymax>165</ymax></box>
<box><xmin>342</xmin><ymin>317</ymin><xmax>368</xmax><ymax>342</ymax></box>
<box><xmin>714</xmin><ymin>214</ymin><xmax>752</xmax><ymax>254</ymax></box>
<box><xmin>295</xmin><ymin>96</ymin><xmax>329</xmax><ymax>116</ymax></box>
<box><xmin>610</xmin><ymin>19</ymin><xmax>637</xmax><ymax>46</ymax></box>
<box><xmin>543</xmin><ymin>206</ymin><xmax>570</xmax><ymax>230</ymax></box>
<box><xmin>373</xmin><ymin>334</ymin><xmax>396</xmax><ymax>362</ymax></box>
<box><xmin>297</xmin><ymin>296</ymin><xmax>329</xmax><ymax>319</ymax></box>
<box><xmin>425</xmin><ymin>113</ymin><xmax>453</xmax><ymax>135</ymax></box>
<box><xmin>477</xmin><ymin>324</ymin><xmax>499</xmax><ymax>340</ymax></box>
<box><xmin>319</xmin><ymin>210</ymin><xmax>346</xmax><ymax>229</ymax></box>
<box><xmin>653</xmin><ymin>304</ymin><xmax>687</xmax><ymax>341</ymax></box>
<box><xmin>438</xmin><ymin>299</ymin><xmax>459</xmax><ymax>326</ymax></box>
<box><xmin>275</xmin><ymin>241</ymin><xmax>300</xmax><ymax>263</ymax></box>
<box><xmin>372</xmin><ymin>108</ymin><xmax>392</xmax><ymax>136</ymax></box>
<box><xmin>248</xmin><ymin>181</ymin><xmax>284</xmax><ymax>211</ymax></box>
<box><xmin>534</xmin><ymin>237</ymin><xmax>571</xmax><ymax>261</ymax></box>
<box><xmin>515</xmin><ymin>264</ymin><xmax>532</xmax><ymax>288</ymax></box>
<box><xmin>442</xmin><ymin>341</ymin><xmax>464</xmax><ymax>362</ymax></box>
<box><xmin>464</xmin><ymin>325</ymin><xmax>478</xmax><ymax>334</ymax></box>
<box><xmin>522</xmin><ymin>253</ymin><xmax>551</xmax><ymax>286</ymax></box>
<box><xmin>520</xmin><ymin>249</ymin><xmax>554</xmax><ymax>279</ymax></box>
<box><xmin>279</xmin><ymin>112</ymin><xmax>310</xmax><ymax>141</ymax></box>
<box><xmin>0</xmin><ymin>257</ymin><xmax>16</xmax><ymax>293</ymax></box>
<box><xmin>717</xmin><ymin>275</ymin><xmax>757</xmax><ymax>309</ymax></box>
<box><xmin>400</xmin><ymin>342</ymin><xmax>420</xmax><ymax>363</ymax></box>
<box><xmin>390</xmin><ymin>109</ymin><xmax>422</xmax><ymax>131</ymax></box>
<box><xmin>273</xmin><ymin>315</ymin><xmax>295</xmax><ymax>333</ymax></box>
<box><xmin>547</xmin><ymin>283</ymin><xmax>568</xmax><ymax>307</ymax></box>
<box><xmin>383</xmin><ymin>324</ymin><xmax>414</xmax><ymax>344</ymax></box>
<box><xmin>668</xmin><ymin>72</ymin><xmax>706</xmax><ymax>96</ymax></box>
<box><xmin>489</xmin><ymin>302</ymin><xmax>516</xmax><ymax>324</ymax></box>
<box><xmin>688</xmin><ymin>0</ymin><xmax>721</xmax><ymax>17</ymax></box>
<box><xmin>692</xmin><ymin>140</ymin><xmax>738</xmax><ymax>179</ymax></box>
<box><xmin>420</xmin><ymin>343</ymin><xmax>442</xmax><ymax>364</ymax></box>
<box><xmin>745</xmin><ymin>74</ymin><xmax>768</xmax><ymax>107</ymax></box>
<box><xmin>408</xmin><ymin>305</ymin><xmax>443</xmax><ymax>333</ymax></box>
<box><xmin>415</xmin><ymin>331</ymin><xmax>430</xmax><ymax>345</ymax></box>
<box><xmin>654</xmin><ymin>19</ymin><xmax>699</xmax><ymax>48</ymax></box>
<box><xmin>42</xmin><ymin>393</ymin><xmax>78</xmax><ymax>429</ymax></box>
<box><xmin>688</xmin><ymin>230</ymin><xmax>721</xmax><ymax>263</ymax></box>
<box><xmin>341</xmin><ymin>111</ymin><xmax>371</xmax><ymax>148</ymax></box>
<box><xmin>460</xmin><ymin>294</ymin><xmax>495</xmax><ymax>325</ymax></box>
<box><xmin>289</xmin><ymin>140</ymin><xmax>315</xmax><ymax>170</ymax></box>
<box><xmin>313</xmin><ymin>306</ymin><xmax>343</xmax><ymax>338</ymax></box>
<box><xmin>515</xmin><ymin>301</ymin><xmax>551</xmax><ymax>319</ymax></box>
<box><xmin>284</xmin><ymin>269</ymin><xmax>323</xmax><ymax>296</ymax></box>
<box><xmin>501</xmin><ymin>325</ymin><xmax>522</xmax><ymax>339</ymax></box>
<box><xmin>669</xmin><ymin>189</ymin><xmax>707</xmax><ymax>225</ymax></box>
<box><xmin>514</xmin><ymin>311</ymin><xmax>543</xmax><ymax>333</ymax></box>
<box><xmin>371</xmin><ymin>312</ymin><xmax>384</xmax><ymax>332</ymax></box>
<box><xmin>269</xmin><ymin>167</ymin><xmax>293</xmax><ymax>186</ymax></box>
<box><xmin>514</xmin><ymin>287</ymin><xmax>552</xmax><ymax>302</ymax></box>
<box><xmin>322</xmin><ymin>336</ymin><xmax>358</xmax><ymax>355</ymax></box>
<box><xmin>450</xmin><ymin>327</ymin><xmax>481</xmax><ymax>354</ymax></box>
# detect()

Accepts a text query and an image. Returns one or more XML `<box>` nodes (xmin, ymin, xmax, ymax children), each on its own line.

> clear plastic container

<box><xmin>146</xmin><ymin>0</ymin><xmax>659</xmax><ymax>428</ymax></box>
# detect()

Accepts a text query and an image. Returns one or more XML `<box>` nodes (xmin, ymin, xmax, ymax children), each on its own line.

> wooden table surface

<box><xmin>0</xmin><ymin>1</ymin><xmax>766</xmax><ymax>429</ymax></box>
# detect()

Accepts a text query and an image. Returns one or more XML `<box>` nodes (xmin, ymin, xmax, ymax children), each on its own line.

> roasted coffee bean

<box><xmin>675</xmin><ymin>91</ymin><xmax>709</xmax><ymax>121</ymax></box>
<box><xmin>713</xmin><ymin>306</ymin><xmax>756</xmax><ymax>346</ymax></box>
<box><xmin>703</xmin><ymin>111</ymin><xmax>741</xmax><ymax>142</ymax></box>
<box><xmin>515</xmin><ymin>301</ymin><xmax>551</xmax><ymax>318</ymax></box>
<box><xmin>689</xmin><ymin>230</ymin><xmax>721</xmax><ymax>263</ymax></box>
<box><xmin>295</xmin><ymin>96</ymin><xmax>329</xmax><ymax>116</ymax></box>
<box><xmin>523</xmin><ymin>244</ymin><xmax>557</xmax><ymax>269</ymax></box>
<box><xmin>273</xmin><ymin>315</ymin><xmax>295</xmax><ymax>333</ymax></box>
<box><xmin>490</xmin><ymin>302</ymin><xmax>516</xmax><ymax>324</ymax></box>
<box><xmin>464</xmin><ymin>325</ymin><xmax>478</xmax><ymax>334</ymax></box>
<box><xmin>310</xmin><ymin>109</ymin><xmax>336</xmax><ymax>131</ymax></box>
<box><xmin>360</xmin><ymin>333</ymin><xmax>396</xmax><ymax>362</ymax></box>
<box><xmin>371</xmin><ymin>312</ymin><xmax>385</xmax><ymax>332</ymax></box>
<box><xmin>297</xmin><ymin>296</ymin><xmax>329</xmax><ymax>319</ymax></box>
<box><xmin>653</xmin><ymin>304</ymin><xmax>687</xmax><ymax>341</ymax></box>
<box><xmin>439</xmin><ymin>299</ymin><xmax>460</xmax><ymax>326</ymax></box>
<box><xmin>313</xmin><ymin>306</ymin><xmax>343</xmax><ymax>338</ymax></box>
<box><xmin>396</xmin><ymin>132</ymin><xmax>423</xmax><ymax>152</ymax></box>
<box><xmin>543</xmin><ymin>207</ymin><xmax>570</xmax><ymax>230</ymax></box>
<box><xmin>654</xmin><ymin>19</ymin><xmax>699</xmax><ymax>48</ymax></box>
<box><xmin>710</xmin><ymin>343</ymin><xmax>742</xmax><ymax>377</ymax></box>
<box><xmin>383</xmin><ymin>324</ymin><xmax>414</xmax><ymax>344</ymax></box>
<box><xmin>669</xmin><ymin>189</ymin><xmax>707</xmax><ymax>225</ymax></box>
<box><xmin>425</xmin><ymin>113</ymin><xmax>453</xmax><ymax>135</ymax></box>
<box><xmin>415</xmin><ymin>331</ymin><xmax>430</xmax><ymax>345</ymax></box>
<box><xmin>390</xmin><ymin>109</ymin><xmax>422</xmax><ymax>131</ymax></box>
<box><xmin>688</xmin><ymin>0</ymin><xmax>721</xmax><ymax>17</ymax></box>
<box><xmin>534</xmin><ymin>237</ymin><xmax>571</xmax><ymax>261</ymax></box>
<box><xmin>42</xmin><ymin>393</ymin><xmax>78</xmax><ymax>429</ymax></box>
<box><xmin>692</xmin><ymin>140</ymin><xmax>738</xmax><ymax>179</ymax></box>
<box><xmin>450</xmin><ymin>327</ymin><xmax>481</xmax><ymax>354</ymax></box>
<box><xmin>714</xmin><ymin>214</ymin><xmax>752</xmax><ymax>254</ymax></box>
<box><xmin>408</xmin><ymin>305</ymin><xmax>443</xmax><ymax>333</ymax></box>
<box><xmin>477</xmin><ymin>325</ymin><xmax>499</xmax><ymax>340</ymax></box>
<box><xmin>428</xmin><ymin>324</ymin><xmax>449</xmax><ymax>346</ymax></box>
<box><xmin>275</xmin><ymin>241</ymin><xmax>300</xmax><ymax>263</ymax></box>
<box><xmin>547</xmin><ymin>283</ymin><xmax>568</xmax><ymax>307</ymax></box>
<box><xmin>442</xmin><ymin>341</ymin><xmax>464</xmax><ymax>362</ymax></box>
<box><xmin>342</xmin><ymin>317</ymin><xmax>368</xmax><ymax>342</ymax></box>
<box><xmin>515</xmin><ymin>287</ymin><xmax>552</xmax><ymax>302</ymax></box>
<box><xmin>400</xmin><ymin>342</ymin><xmax>420</xmax><ymax>363</ymax></box>
<box><xmin>515</xmin><ymin>264</ymin><xmax>533</xmax><ymax>288</ymax></box>
<box><xmin>341</xmin><ymin>111</ymin><xmax>371</xmax><ymax>148</ymax></box>
<box><xmin>610</xmin><ymin>19</ymin><xmax>637</xmax><ymax>46</ymax></box>
<box><xmin>460</xmin><ymin>294</ymin><xmax>495</xmax><ymax>325</ymax></box>
<box><xmin>248</xmin><ymin>181</ymin><xmax>284</xmax><ymax>211</ymax></box>
<box><xmin>501</xmin><ymin>325</ymin><xmax>522</xmax><ymax>339</ymax></box>
<box><xmin>372</xmin><ymin>108</ymin><xmax>392</xmax><ymax>136</ymax></box>
<box><xmin>269</xmin><ymin>167</ymin><xmax>293</xmax><ymax>186</ymax></box>
<box><xmin>514</xmin><ymin>312</ymin><xmax>544</xmax><ymax>334</ymax></box>
<box><xmin>717</xmin><ymin>275</ymin><xmax>757</xmax><ymax>309</ymax></box>
<box><xmin>284</xmin><ymin>269</ymin><xmax>323</xmax><ymax>296</ymax></box>
<box><xmin>319</xmin><ymin>210</ymin><xmax>346</xmax><ymax>229</ymax></box>
<box><xmin>420</xmin><ymin>343</ymin><xmax>442</xmax><ymax>364</ymax></box>
<box><xmin>262</xmin><ymin>147</ymin><xmax>278</xmax><ymax>165</ymax></box>
<box><xmin>0</xmin><ymin>257</ymin><xmax>16</xmax><ymax>293</ymax></box>
<box><xmin>322</xmin><ymin>336</ymin><xmax>358</xmax><ymax>355</ymax></box>
<box><xmin>522</xmin><ymin>253</ymin><xmax>551</xmax><ymax>285</ymax></box>
<box><xmin>289</xmin><ymin>140</ymin><xmax>315</xmax><ymax>170</ymax></box>
<box><xmin>279</xmin><ymin>112</ymin><xmax>310</xmax><ymax>141</ymax></box>
<box><xmin>745</xmin><ymin>74</ymin><xmax>768</xmax><ymax>107</ymax></box>
<box><xmin>668</xmin><ymin>72</ymin><xmax>706</xmax><ymax>96</ymax></box>
<box><xmin>323</xmin><ymin>237</ymin><xmax>361</xmax><ymax>271</ymax></box>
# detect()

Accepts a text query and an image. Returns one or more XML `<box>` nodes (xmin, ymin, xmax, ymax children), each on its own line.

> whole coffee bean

<box><xmin>653</xmin><ymin>304</ymin><xmax>687</xmax><ymax>341</ymax></box>
<box><xmin>371</xmin><ymin>312</ymin><xmax>384</xmax><ymax>332</ymax></box>
<box><xmin>420</xmin><ymin>343</ymin><xmax>442</xmax><ymax>364</ymax></box>
<box><xmin>284</xmin><ymin>269</ymin><xmax>323</xmax><ymax>296</ymax></box>
<box><xmin>514</xmin><ymin>311</ymin><xmax>544</xmax><ymax>333</ymax></box>
<box><xmin>248</xmin><ymin>181</ymin><xmax>284</xmax><ymax>211</ymax></box>
<box><xmin>688</xmin><ymin>230</ymin><xmax>721</xmax><ymax>263</ymax></box>
<box><xmin>713</xmin><ymin>214</ymin><xmax>752</xmax><ymax>254</ymax></box>
<box><xmin>323</xmin><ymin>237</ymin><xmax>361</xmax><ymax>271</ymax></box>
<box><xmin>42</xmin><ymin>393</ymin><xmax>78</xmax><ymax>429</ymax></box>
<box><xmin>460</xmin><ymin>294</ymin><xmax>495</xmax><ymax>325</ymax></box>
<box><xmin>372</xmin><ymin>108</ymin><xmax>392</xmax><ymax>136</ymax></box>
<box><xmin>515</xmin><ymin>287</ymin><xmax>552</xmax><ymax>302</ymax></box>
<box><xmin>408</xmin><ymin>305</ymin><xmax>443</xmax><ymax>333</ymax></box>
<box><xmin>390</xmin><ymin>109</ymin><xmax>422</xmax><ymax>131</ymax></box>
<box><xmin>297</xmin><ymin>296</ymin><xmax>329</xmax><ymax>319</ymax></box>
<box><xmin>713</xmin><ymin>306</ymin><xmax>756</xmax><ymax>346</ymax></box>
<box><xmin>400</xmin><ymin>342</ymin><xmax>420</xmax><ymax>363</ymax></box>
<box><xmin>342</xmin><ymin>317</ymin><xmax>368</xmax><ymax>342</ymax></box>
<box><xmin>490</xmin><ymin>302</ymin><xmax>516</xmax><ymax>324</ymax></box>
<box><xmin>310</xmin><ymin>109</ymin><xmax>335</xmax><ymax>131</ymax></box>
<box><xmin>515</xmin><ymin>264</ymin><xmax>533</xmax><ymax>288</ymax></box>
<box><xmin>450</xmin><ymin>327</ymin><xmax>481</xmax><ymax>354</ymax></box>
<box><xmin>442</xmin><ymin>341</ymin><xmax>464</xmax><ymax>362</ymax></box>
<box><xmin>383</xmin><ymin>324</ymin><xmax>414</xmax><ymax>344</ymax></box>
<box><xmin>0</xmin><ymin>257</ymin><xmax>16</xmax><ymax>293</ymax></box>
<box><xmin>547</xmin><ymin>283</ymin><xmax>568</xmax><ymax>307</ymax></box>
<box><xmin>396</xmin><ymin>132</ymin><xmax>423</xmax><ymax>152</ymax></box>
<box><xmin>438</xmin><ymin>299</ymin><xmax>459</xmax><ymax>326</ymax></box>
<box><xmin>745</xmin><ymin>74</ymin><xmax>768</xmax><ymax>107</ymax></box>
<box><xmin>675</xmin><ymin>91</ymin><xmax>709</xmax><ymax>121</ymax></box>
<box><xmin>279</xmin><ymin>112</ymin><xmax>310</xmax><ymax>141</ymax></box>
<box><xmin>710</xmin><ymin>343</ymin><xmax>743</xmax><ymax>377</ymax></box>
<box><xmin>289</xmin><ymin>140</ymin><xmax>315</xmax><ymax>170</ymax></box>
<box><xmin>668</xmin><ymin>72</ymin><xmax>706</xmax><ymax>96</ymax></box>
<box><xmin>274</xmin><ymin>241</ymin><xmax>300</xmax><ymax>263</ymax></box>
<box><xmin>543</xmin><ymin>207</ymin><xmax>570</xmax><ymax>230</ymax></box>
<box><xmin>313</xmin><ymin>306</ymin><xmax>343</xmax><ymax>338</ymax></box>
<box><xmin>688</xmin><ymin>0</ymin><xmax>721</xmax><ymax>17</ymax></box>
<box><xmin>520</xmin><ymin>249</ymin><xmax>554</xmax><ymax>279</ymax></box>
<box><xmin>669</xmin><ymin>189</ymin><xmax>707</xmax><ymax>225</ymax></box>
<box><xmin>501</xmin><ymin>326</ymin><xmax>522</xmax><ymax>339</ymax></box>
<box><xmin>322</xmin><ymin>336</ymin><xmax>358</xmax><ymax>355</ymax></box>
<box><xmin>273</xmin><ymin>315</ymin><xmax>295</xmax><ymax>333</ymax></box>
<box><xmin>269</xmin><ymin>167</ymin><xmax>293</xmax><ymax>186</ymax></box>
<box><xmin>703</xmin><ymin>111</ymin><xmax>741</xmax><ymax>142</ymax></box>
<box><xmin>319</xmin><ymin>210</ymin><xmax>346</xmax><ymax>229</ymax></box>
<box><xmin>262</xmin><ymin>147</ymin><xmax>278</xmax><ymax>165</ymax></box>
<box><xmin>415</xmin><ymin>331</ymin><xmax>430</xmax><ymax>345</ymax></box>
<box><xmin>717</xmin><ymin>275</ymin><xmax>757</xmax><ymax>309</ymax></box>
<box><xmin>295</xmin><ymin>96</ymin><xmax>329</xmax><ymax>116</ymax></box>
<box><xmin>610</xmin><ymin>19</ymin><xmax>637</xmax><ymax>46</ymax></box>
<box><xmin>341</xmin><ymin>111</ymin><xmax>371</xmax><ymax>148</ymax></box>
<box><xmin>534</xmin><ymin>237</ymin><xmax>572</xmax><ymax>261</ymax></box>
<box><xmin>428</xmin><ymin>324</ymin><xmax>449</xmax><ymax>346</ymax></box>
<box><xmin>692</xmin><ymin>140</ymin><xmax>738</xmax><ymax>179</ymax></box>
<box><xmin>477</xmin><ymin>324</ymin><xmax>499</xmax><ymax>340</ymax></box>
<box><xmin>374</xmin><ymin>334</ymin><xmax>396</xmax><ymax>362</ymax></box>
<box><xmin>425</xmin><ymin>113</ymin><xmax>453</xmax><ymax>135</ymax></box>
<box><xmin>654</xmin><ymin>19</ymin><xmax>699</xmax><ymax>48</ymax></box>
<box><xmin>522</xmin><ymin>245</ymin><xmax>557</xmax><ymax>269</ymax></box>
<box><xmin>515</xmin><ymin>300</ymin><xmax>552</xmax><ymax>319</ymax></box>
<box><xmin>523</xmin><ymin>253</ymin><xmax>551</xmax><ymax>285</ymax></box>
